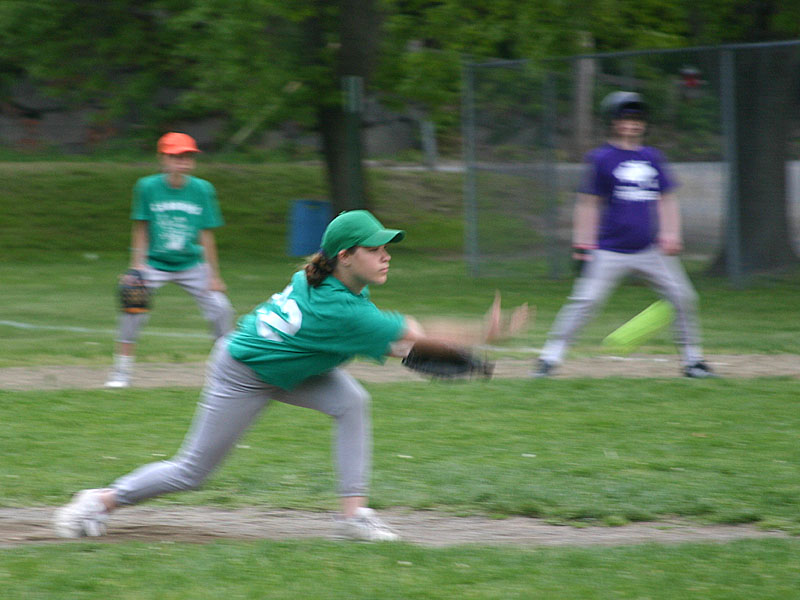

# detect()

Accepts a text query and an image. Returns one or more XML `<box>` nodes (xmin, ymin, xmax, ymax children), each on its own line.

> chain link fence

<box><xmin>462</xmin><ymin>41</ymin><xmax>800</xmax><ymax>283</ymax></box>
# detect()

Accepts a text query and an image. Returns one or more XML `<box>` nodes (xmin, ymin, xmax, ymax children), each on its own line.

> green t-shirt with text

<box><xmin>227</xmin><ymin>271</ymin><xmax>406</xmax><ymax>390</ymax></box>
<box><xmin>131</xmin><ymin>174</ymin><xmax>224</xmax><ymax>271</ymax></box>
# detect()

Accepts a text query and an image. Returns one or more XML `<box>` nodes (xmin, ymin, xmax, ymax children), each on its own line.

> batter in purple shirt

<box><xmin>535</xmin><ymin>91</ymin><xmax>715</xmax><ymax>379</ymax></box>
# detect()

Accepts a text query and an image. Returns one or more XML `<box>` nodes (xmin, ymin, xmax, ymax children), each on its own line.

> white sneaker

<box><xmin>104</xmin><ymin>374</ymin><xmax>130</xmax><ymax>388</ymax></box>
<box><xmin>336</xmin><ymin>507</ymin><xmax>400</xmax><ymax>541</ymax></box>
<box><xmin>105</xmin><ymin>355</ymin><xmax>133</xmax><ymax>388</ymax></box>
<box><xmin>53</xmin><ymin>489</ymin><xmax>110</xmax><ymax>538</ymax></box>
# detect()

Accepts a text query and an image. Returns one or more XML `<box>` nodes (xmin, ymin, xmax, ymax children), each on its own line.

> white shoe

<box><xmin>336</xmin><ymin>507</ymin><xmax>400</xmax><ymax>541</ymax></box>
<box><xmin>105</xmin><ymin>374</ymin><xmax>131</xmax><ymax>389</ymax></box>
<box><xmin>104</xmin><ymin>372</ymin><xmax>130</xmax><ymax>388</ymax></box>
<box><xmin>105</xmin><ymin>354</ymin><xmax>133</xmax><ymax>388</ymax></box>
<box><xmin>53</xmin><ymin>489</ymin><xmax>110</xmax><ymax>538</ymax></box>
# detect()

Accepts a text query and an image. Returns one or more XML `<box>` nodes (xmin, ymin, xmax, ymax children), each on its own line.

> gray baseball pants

<box><xmin>116</xmin><ymin>263</ymin><xmax>234</xmax><ymax>343</ymax></box>
<box><xmin>540</xmin><ymin>246</ymin><xmax>704</xmax><ymax>366</ymax></box>
<box><xmin>112</xmin><ymin>338</ymin><xmax>372</xmax><ymax>505</ymax></box>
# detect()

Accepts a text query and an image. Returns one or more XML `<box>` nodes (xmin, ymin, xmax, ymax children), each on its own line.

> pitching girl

<box><xmin>57</xmin><ymin>210</ymin><xmax>516</xmax><ymax>541</ymax></box>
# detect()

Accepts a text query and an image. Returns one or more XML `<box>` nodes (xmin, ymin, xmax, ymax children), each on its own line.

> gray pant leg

<box><xmin>114</xmin><ymin>264</ymin><xmax>234</xmax><ymax>344</ymax></box>
<box><xmin>112</xmin><ymin>342</ymin><xmax>372</xmax><ymax>505</ymax></box>
<box><xmin>632</xmin><ymin>249</ymin><xmax>703</xmax><ymax>364</ymax></box>
<box><xmin>204</xmin><ymin>291</ymin><xmax>235</xmax><ymax>339</ymax></box>
<box><xmin>112</xmin><ymin>339</ymin><xmax>273</xmax><ymax>505</ymax></box>
<box><xmin>114</xmin><ymin>266</ymin><xmax>165</xmax><ymax>344</ymax></box>
<box><xmin>173</xmin><ymin>263</ymin><xmax>235</xmax><ymax>339</ymax></box>
<box><xmin>116</xmin><ymin>312</ymin><xmax>150</xmax><ymax>344</ymax></box>
<box><xmin>273</xmin><ymin>369</ymin><xmax>371</xmax><ymax>497</ymax></box>
<box><xmin>540</xmin><ymin>250</ymin><xmax>630</xmax><ymax>364</ymax></box>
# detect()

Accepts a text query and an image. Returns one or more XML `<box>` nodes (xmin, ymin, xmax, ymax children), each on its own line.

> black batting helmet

<box><xmin>601</xmin><ymin>91</ymin><xmax>647</xmax><ymax>120</ymax></box>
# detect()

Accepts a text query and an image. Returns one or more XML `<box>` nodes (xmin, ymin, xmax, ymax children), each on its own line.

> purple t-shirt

<box><xmin>579</xmin><ymin>143</ymin><xmax>676</xmax><ymax>253</ymax></box>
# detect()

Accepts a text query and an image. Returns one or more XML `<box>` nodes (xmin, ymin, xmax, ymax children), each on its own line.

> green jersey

<box><xmin>131</xmin><ymin>174</ymin><xmax>224</xmax><ymax>271</ymax></box>
<box><xmin>228</xmin><ymin>271</ymin><xmax>406</xmax><ymax>390</ymax></box>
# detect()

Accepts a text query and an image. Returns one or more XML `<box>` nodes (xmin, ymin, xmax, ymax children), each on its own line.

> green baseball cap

<box><xmin>321</xmin><ymin>210</ymin><xmax>405</xmax><ymax>257</ymax></box>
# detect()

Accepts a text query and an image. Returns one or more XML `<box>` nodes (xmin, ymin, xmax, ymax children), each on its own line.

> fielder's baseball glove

<box><xmin>401</xmin><ymin>343</ymin><xmax>494</xmax><ymax>380</ymax></box>
<box><xmin>118</xmin><ymin>268</ymin><xmax>150</xmax><ymax>313</ymax></box>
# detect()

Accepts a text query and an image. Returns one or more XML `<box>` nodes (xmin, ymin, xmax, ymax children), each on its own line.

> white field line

<box><xmin>0</xmin><ymin>322</ymin><xmax>697</xmax><ymax>363</ymax></box>
<box><xmin>0</xmin><ymin>320</ymin><xmax>208</xmax><ymax>339</ymax></box>
<box><xmin>482</xmin><ymin>345</ymin><xmax>686</xmax><ymax>363</ymax></box>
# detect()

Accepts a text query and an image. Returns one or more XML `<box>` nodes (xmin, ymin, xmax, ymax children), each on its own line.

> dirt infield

<box><xmin>0</xmin><ymin>353</ymin><xmax>798</xmax><ymax>390</ymax></box>
<box><xmin>0</xmin><ymin>506</ymin><xmax>790</xmax><ymax>549</ymax></box>
<box><xmin>1</xmin><ymin>354</ymin><xmax>796</xmax><ymax>549</ymax></box>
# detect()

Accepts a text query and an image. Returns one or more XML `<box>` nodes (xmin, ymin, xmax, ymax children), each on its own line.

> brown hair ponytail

<box><xmin>304</xmin><ymin>252</ymin><xmax>338</xmax><ymax>287</ymax></box>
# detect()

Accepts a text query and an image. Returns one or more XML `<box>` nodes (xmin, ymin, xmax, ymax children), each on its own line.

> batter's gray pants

<box><xmin>540</xmin><ymin>246</ymin><xmax>704</xmax><ymax>366</ymax></box>
<box><xmin>116</xmin><ymin>263</ymin><xmax>234</xmax><ymax>344</ymax></box>
<box><xmin>112</xmin><ymin>339</ymin><xmax>372</xmax><ymax>505</ymax></box>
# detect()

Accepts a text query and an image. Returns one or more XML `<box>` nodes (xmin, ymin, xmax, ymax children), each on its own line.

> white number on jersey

<box><xmin>255</xmin><ymin>285</ymin><xmax>303</xmax><ymax>341</ymax></box>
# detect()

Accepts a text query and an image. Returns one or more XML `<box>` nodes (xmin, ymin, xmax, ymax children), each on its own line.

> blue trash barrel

<box><xmin>288</xmin><ymin>200</ymin><xmax>332</xmax><ymax>256</ymax></box>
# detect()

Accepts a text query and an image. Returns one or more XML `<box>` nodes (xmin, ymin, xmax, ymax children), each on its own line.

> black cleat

<box><xmin>531</xmin><ymin>359</ymin><xmax>555</xmax><ymax>378</ymax></box>
<box><xmin>684</xmin><ymin>361</ymin><xmax>718</xmax><ymax>379</ymax></box>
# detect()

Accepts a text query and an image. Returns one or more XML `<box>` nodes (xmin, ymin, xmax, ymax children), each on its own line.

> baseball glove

<box><xmin>118</xmin><ymin>268</ymin><xmax>151</xmax><ymax>313</ymax></box>
<box><xmin>401</xmin><ymin>343</ymin><xmax>494</xmax><ymax>380</ymax></box>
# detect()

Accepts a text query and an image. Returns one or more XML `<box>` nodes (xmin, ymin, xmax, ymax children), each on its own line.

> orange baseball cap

<box><xmin>157</xmin><ymin>132</ymin><xmax>201</xmax><ymax>154</ymax></box>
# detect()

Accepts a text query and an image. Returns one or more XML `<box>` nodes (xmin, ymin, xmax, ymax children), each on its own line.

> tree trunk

<box><xmin>315</xmin><ymin>0</ymin><xmax>381</xmax><ymax>214</ymax></box>
<box><xmin>710</xmin><ymin>45</ymin><xmax>800</xmax><ymax>275</ymax></box>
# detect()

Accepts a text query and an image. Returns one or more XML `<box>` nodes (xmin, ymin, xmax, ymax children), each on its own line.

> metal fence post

<box><xmin>720</xmin><ymin>50</ymin><xmax>743</xmax><ymax>288</ymax></box>
<box><xmin>542</xmin><ymin>70</ymin><xmax>562</xmax><ymax>279</ymax></box>
<box><xmin>461</xmin><ymin>59</ymin><xmax>480</xmax><ymax>276</ymax></box>
<box><xmin>572</xmin><ymin>36</ymin><xmax>596</xmax><ymax>160</ymax></box>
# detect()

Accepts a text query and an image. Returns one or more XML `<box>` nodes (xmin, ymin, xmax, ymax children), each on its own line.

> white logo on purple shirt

<box><xmin>612</xmin><ymin>160</ymin><xmax>659</xmax><ymax>202</ymax></box>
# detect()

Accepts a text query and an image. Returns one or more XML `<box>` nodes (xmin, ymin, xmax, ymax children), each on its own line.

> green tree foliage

<box><xmin>3</xmin><ymin>0</ymin><xmax>800</xmax><ymax>230</ymax></box>
<box><xmin>165</xmin><ymin>1</ymin><xmax>318</xmax><ymax>127</ymax></box>
<box><xmin>4</xmin><ymin>1</ymin><xmax>800</xmax><ymax>136</ymax></box>
<box><xmin>0</xmin><ymin>0</ymin><xmax>380</xmax><ymax>209</ymax></box>
<box><xmin>684</xmin><ymin>0</ymin><xmax>800</xmax><ymax>43</ymax></box>
<box><xmin>0</xmin><ymin>0</ymin><xmax>329</xmax><ymax>143</ymax></box>
<box><xmin>376</xmin><ymin>0</ymin><xmax>691</xmax><ymax>130</ymax></box>
<box><xmin>377</xmin><ymin>0</ymin><xmax>800</xmax><ymax>124</ymax></box>
<box><xmin>4</xmin><ymin>0</ymin><xmax>798</xmax><ymax>145</ymax></box>
<box><xmin>0</xmin><ymin>0</ymin><xmax>191</xmax><ymax>133</ymax></box>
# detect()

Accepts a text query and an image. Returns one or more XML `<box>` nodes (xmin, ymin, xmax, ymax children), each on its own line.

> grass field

<box><xmin>0</xmin><ymin>254</ymin><xmax>798</xmax><ymax>366</ymax></box>
<box><xmin>1</xmin><ymin>162</ymin><xmax>799</xmax><ymax>599</ymax></box>
<box><xmin>3</xmin><ymin>380</ymin><xmax>800</xmax><ymax>525</ymax></box>
<box><xmin>4</xmin><ymin>539</ymin><xmax>800</xmax><ymax>599</ymax></box>
<box><xmin>2</xmin><ymin>380</ymin><xmax>800</xmax><ymax>598</ymax></box>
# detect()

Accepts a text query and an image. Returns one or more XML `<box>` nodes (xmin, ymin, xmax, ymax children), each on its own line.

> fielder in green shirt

<box><xmin>105</xmin><ymin>132</ymin><xmax>234</xmax><ymax>389</ymax></box>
